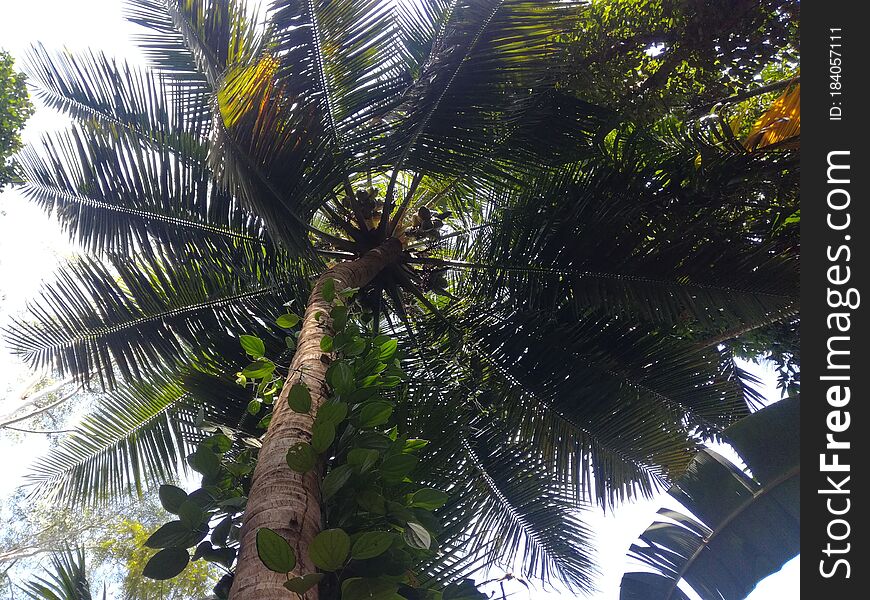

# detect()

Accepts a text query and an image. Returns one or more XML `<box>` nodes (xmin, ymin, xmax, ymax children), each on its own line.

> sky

<box><xmin>0</xmin><ymin>1</ymin><xmax>799</xmax><ymax>598</ymax></box>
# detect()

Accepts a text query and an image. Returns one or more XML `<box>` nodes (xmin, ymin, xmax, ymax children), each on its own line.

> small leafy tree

<box><xmin>0</xmin><ymin>50</ymin><xmax>34</xmax><ymax>191</ymax></box>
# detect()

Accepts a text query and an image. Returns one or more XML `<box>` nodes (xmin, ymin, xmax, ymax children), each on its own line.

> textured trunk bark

<box><xmin>230</xmin><ymin>238</ymin><xmax>402</xmax><ymax>600</ymax></box>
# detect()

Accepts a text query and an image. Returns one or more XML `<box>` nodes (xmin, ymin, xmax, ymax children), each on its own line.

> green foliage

<box><xmin>0</xmin><ymin>50</ymin><xmax>34</xmax><ymax>191</ymax></box>
<box><xmin>6</xmin><ymin>0</ymin><xmax>800</xmax><ymax>594</ymax></box>
<box><xmin>144</xmin><ymin>302</ymin><xmax>480</xmax><ymax>600</ymax></box>
<box><xmin>20</xmin><ymin>547</ymin><xmax>93</xmax><ymax>600</ymax></box>
<box><xmin>621</xmin><ymin>397</ymin><xmax>800</xmax><ymax>600</ymax></box>
<box><xmin>562</xmin><ymin>0</ymin><xmax>800</xmax><ymax>122</ymax></box>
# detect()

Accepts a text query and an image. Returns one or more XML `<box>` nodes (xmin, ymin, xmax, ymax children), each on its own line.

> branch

<box><xmin>0</xmin><ymin>385</ymin><xmax>81</xmax><ymax>428</ymax></box>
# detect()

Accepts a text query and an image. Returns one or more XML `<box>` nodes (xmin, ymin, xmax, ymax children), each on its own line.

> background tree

<box><xmin>0</xmin><ymin>50</ymin><xmax>34</xmax><ymax>191</ymax></box>
<box><xmin>561</xmin><ymin>0</ymin><xmax>799</xmax><ymax>123</ymax></box>
<box><xmin>0</xmin><ymin>492</ymin><xmax>216</xmax><ymax>599</ymax></box>
<box><xmin>5</xmin><ymin>1</ymin><xmax>799</xmax><ymax>598</ymax></box>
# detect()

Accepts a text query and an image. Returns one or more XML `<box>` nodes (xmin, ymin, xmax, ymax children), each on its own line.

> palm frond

<box><xmin>17</xmin><ymin>127</ymin><xmax>266</xmax><ymax>256</ymax></box>
<box><xmin>125</xmin><ymin>0</ymin><xmax>260</xmax><ymax>87</ymax></box>
<box><xmin>25</xmin><ymin>374</ymin><xmax>195</xmax><ymax>506</ymax></box>
<box><xmin>420</xmin><ymin>429</ymin><xmax>597</xmax><ymax>593</ymax></box>
<box><xmin>20</xmin><ymin>546</ymin><xmax>93</xmax><ymax>600</ymax></box>
<box><xmin>24</xmin><ymin>45</ymin><xmax>210</xmax><ymax>149</ymax></box>
<box><xmin>440</xmin><ymin>138</ymin><xmax>798</xmax><ymax>332</ymax></box>
<box><xmin>4</xmin><ymin>244</ymin><xmax>304</xmax><ymax>387</ymax></box>
<box><xmin>393</xmin><ymin>1</ymin><xmax>585</xmax><ymax>175</ymax></box>
<box><xmin>621</xmin><ymin>397</ymin><xmax>800</xmax><ymax>600</ymax></box>
<box><xmin>25</xmin><ymin>365</ymin><xmax>255</xmax><ymax>507</ymax></box>
<box><xmin>268</xmin><ymin>0</ymin><xmax>408</xmax><ymax>152</ymax></box>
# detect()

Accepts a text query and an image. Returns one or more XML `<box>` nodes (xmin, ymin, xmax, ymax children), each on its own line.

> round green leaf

<box><xmin>143</xmin><ymin>547</ymin><xmax>190</xmax><ymax>580</ymax></box>
<box><xmin>321</xmin><ymin>464</ymin><xmax>352</xmax><ymax>501</ymax></box>
<box><xmin>330</xmin><ymin>306</ymin><xmax>348</xmax><ymax>331</ymax></box>
<box><xmin>344</xmin><ymin>339</ymin><xmax>367</xmax><ymax>356</ymax></box>
<box><xmin>320</xmin><ymin>335</ymin><xmax>334</xmax><ymax>352</ymax></box>
<box><xmin>347</xmin><ymin>448</ymin><xmax>380</xmax><ymax>473</ymax></box>
<box><xmin>288</xmin><ymin>382</ymin><xmax>312</xmax><ymax>413</ymax></box>
<box><xmin>322</xmin><ymin>278</ymin><xmax>336</xmax><ymax>302</ymax></box>
<box><xmin>359</xmin><ymin>401</ymin><xmax>393</xmax><ymax>428</ymax></box>
<box><xmin>327</xmin><ymin>361</ymin><xmax>355</xmax><ymax>396</ymax></box>
<box><xmin>311</xmin><ymin>421</ymin><xmax>336</xmax><ymax>454</ymax></box>
<box><xmin>309</xmin><ymin>528</ymin><xmax>350</xmax><ymax>571</ymax></box>
<box><xmin>409</xmin><ymin>488</ymin><xmax>449</xmax><ymax>510</ymax></box>
<box><xmin>380</xmin><ymin>454</ymin><xmax>418</xmax><ymax>483</ymax></box>
<box><xmin>247</xmin><ymin>399</ymin><xmax>262</xmax><ymax>415</ymax></box>
<box><xmin>284</xmin><ymin>573</ymin><xmax>325</xmax><ymax>594</ymax></box>
<box><xmin>178</xmin><ymin>500</ymin><xmax>205</xmax><ymax>527</ymax></box>
<box><xmin>158</xmin><ymin>484</ymin><xmax>187</xmax><ymax>514</ymax></box>
<box><xmin>351</xmin><ymin>531</ymin><xmax>395</xmax><ymax>560</ymax></box>
<box><xmin>276</xmin><ymin>313</ymin><xmax>301</xmax><ymax>328</ymax></box>
<box><xmin>187</xmin><ymin>448</ymin><xmax>220</xmax><ymax>478</ymax></box>
<box><xmin>403</xmin><ymin>522</ymin><xmax>431</xmax><ymax>550</ymax></box>
<box><xmin>316</xmin><ymin>401</ymin><xmax>348</xmax><ymax>426</ymax></box>
<box><xmin>239</xmin><ymin>335</ymin><xmax>265</xmax><ymax>358</ymax></box>
<box><xmin>256</xmin><ymin>527</ymin><xmax>296</xmax><ymax>573</ymax></box>
<box><xmin>341</xmin><ymin>577</ymin><xmax>401</xmax><ymax>600</ymax></box>
<box><xmin>286</xmin><ymin>442</ymin><xmax>317</xmax><ymax>473</ymax></box>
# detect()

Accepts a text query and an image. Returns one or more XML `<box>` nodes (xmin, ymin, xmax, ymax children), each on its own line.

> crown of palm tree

<box><xmin>5</xmin><ymin>0</ymin><xmax>798</xmax><ymax>591</ymax></box>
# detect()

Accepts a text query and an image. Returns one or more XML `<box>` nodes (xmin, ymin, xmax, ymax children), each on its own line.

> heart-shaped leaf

<box><xmin>287</xmin><ymin>383</ymin><xmax>312</xmax><ymax>413</ymax></box>
<box><xmin>311</xmin><ymin>421</ymin><xmax>336</xmax><ymax>454</ymax></box>
<box><xmin>309</xmin><ymin>528</ymin><xmax>350</xmax><ymax>571</ymax></box>
<box><xmin>158</xmin><ymin>484</ymin><xmax>187</xmax><ymax>514</ymax></box>
<box><xmin>256</xmin><ymin>527</ymin><xmax>296</xmax><ymax>573</ymax></box>
<box><xmin>327</xmin><ymin>361</ymin><xmax>355</xmax><ymax>396</ymax></box>
<box><xmin>316</xmin><ymin>401</ymin><xmax>348</xmax><ymax>426</ymax></box>
<box><xmin>286</xmin><ymin>442</ymin><xmax>317</xmax><ymax>473</ymax></box>
<box><xmin>239</xmin><ymin>335</ymin><xmax>265</xmax><ymax>358</ymax></box>
<box><xmin>351</xmin><ymin>531</ymin><xmax>395</xmax><ymax>560</ymax></box>
<box><xmin>242</xmin><ymin>360</ymin><xmax>275</xmax><ymax>379</ymax></box>
<box><xmin>359</xmin><ymin>401</ymin><xmax>393</xmax><ymax>428</ymax></box>
<box><xmin>321</xmin><ymin>464</ymin><xmax>352</xmax><ymax>501</ymax></box>
<box><xmin>143</xmin><ymin>547</ymin><xmax>189</xmax><ymax>580</ymax></box>
<box><xmin>403</xmin><ymin>522</ymin><xmax>431</xmax><ymax>550</ymax></box>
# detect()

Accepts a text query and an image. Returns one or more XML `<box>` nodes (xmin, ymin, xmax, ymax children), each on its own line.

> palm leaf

<box><xmin>4</xmin><ymin>244</ymin><xmax>305</xmax><ymax>386</ymax></box>
<box><xmin>25</xmin><ymin>366</ymin><xmax>255</xmax><ymax>507</ymax></box>
<box><xmin>20</xmin><ymin>546</ymin><xmax>94</xmax><ymax>600</ymax></box>
<box><xmin>621</xmin><ymin>397</ymin><xmax>800</xmax><ymax>600</ymax></box>
<box><xmin>17</xmin><ymin>127</ymin><xmax>266</xmax><ymax>257</ymax></box>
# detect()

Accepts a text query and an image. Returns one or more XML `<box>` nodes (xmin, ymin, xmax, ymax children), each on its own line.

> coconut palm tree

<box><xmin>5</xmin><ymin>1</ymin><xmax>799</xmax><ymax>598</ymax></box>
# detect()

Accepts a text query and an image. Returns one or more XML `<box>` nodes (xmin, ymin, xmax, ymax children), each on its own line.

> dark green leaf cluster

<box><xmin>561</xmin><ymin>0</ymin><xmax>800</xmax><ymax>122</ymax></box>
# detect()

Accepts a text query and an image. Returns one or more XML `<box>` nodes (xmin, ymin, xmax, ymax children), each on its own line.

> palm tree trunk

<box><xmin>230</xmin><ymin>238</ymin><xmax>402</xmax><ymax>600</ymax></box>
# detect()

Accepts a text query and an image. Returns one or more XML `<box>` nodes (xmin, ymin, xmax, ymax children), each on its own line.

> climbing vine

<box><xmin>142</xmin><ymin>282</ymin><xmax>484</xmax><ymax>600</ymax></box>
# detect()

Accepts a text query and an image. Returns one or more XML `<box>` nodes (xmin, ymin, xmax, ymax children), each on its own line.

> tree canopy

<box><xmin>3</xmin><ymin>0</ymin><xmax>799</xmax><ymax>597</ymax></box>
